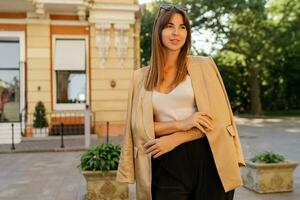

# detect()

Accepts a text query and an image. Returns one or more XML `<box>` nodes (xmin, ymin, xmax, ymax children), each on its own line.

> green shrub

<box><xmin>33</xmin><ymin>101</ymin><xmax>48</xmax><ymax>128</ymax></box>
<box><xmin>79</xmin><ymin>143</ymin><xmax>121</xmax><ymax>175</ymax></box>
<box><xmin>250</xmin><ymin>151</ymin><xmax>285</xmax><ymax>163</ymax></box>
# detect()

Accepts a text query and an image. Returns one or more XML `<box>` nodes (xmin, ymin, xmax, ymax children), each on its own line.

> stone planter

<box><xmin>241</xmin><ymin>161</ymin><xmax>298</xmax><ymax>193</ymax></box>
<box><xmin>82</xmin><ymin>170</ymin><xmax>128</xmax><ymax>200</ymax></box>
<box><xmin>32</xmin><ymin>127</ymin><xmax>49</xmax><ymax>137</ymax></box>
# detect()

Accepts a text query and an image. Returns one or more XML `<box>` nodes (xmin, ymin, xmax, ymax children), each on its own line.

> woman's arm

<box><xmin>154</xmin><ymin>120</ymin><xmax>182</xmax><ymax>137</ymax></box>
<box><xmin>154</xmin><ymin>112</ymin><xmax>213</xmax><ymax>137</ymax></box>
<box><xmin>144</xmin><ymin>127</ymin><xmax>206</xmax><ymax>158</ymax></box>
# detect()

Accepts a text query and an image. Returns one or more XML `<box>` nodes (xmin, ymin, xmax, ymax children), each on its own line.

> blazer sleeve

<box><xmin>116</xmin><ymin>71</ymin><xmax>136</xmax><ymax>183</ymax></box>
<box><xmin>208</xmin><ymin>56</ymin><xmax>246</xmax><ymax>167</ymax></box>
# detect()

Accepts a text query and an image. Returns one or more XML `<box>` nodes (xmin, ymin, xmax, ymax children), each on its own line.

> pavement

<box><xmin>0</xmin><ymin>116</ymin><xmax>299</xmax><ymax>200</ymax></box>
<box><xmin>0</xmin><ymin>135</ymin><xmax>122</xmax><ymax>154</ymax></box>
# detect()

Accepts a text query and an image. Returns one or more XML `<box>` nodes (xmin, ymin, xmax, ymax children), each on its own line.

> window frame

<box><xmin>0</xmin><ymin>31</ymin><xmax>25</xmax><ymax>123</ymax></box>
<box><xmin>52</xmin><ymin>35</ymin><xmax>89</xmax><ymax>111</ymax></box>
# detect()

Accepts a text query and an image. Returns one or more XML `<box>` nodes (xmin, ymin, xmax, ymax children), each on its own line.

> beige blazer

<box><xmin>116</xmin><ymin>56</ymin><xmax>246</xmax><ymax>200</ymax></box>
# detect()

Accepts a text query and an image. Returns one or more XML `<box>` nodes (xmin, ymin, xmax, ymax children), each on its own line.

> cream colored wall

<box><xmin>24</xmin><ymin>4</ymin><xmax>141</xmax><ymax>133</ymax></box>
<box><xmin>90</xmin><ymin>25</ymin><xmax>137</xmax><ymax>124</ymax></box>
<box><xmin>25</xmin><ymin>23</ymin><xmax>140</xmax><ymax>126</ymax></box>
<box><xmin>26</xmin><ymin>24</ymin><xmax>51</xmax><ymax>114</ymax></box>
<box><xmin>134</xmin><ymin>17</ymin><xmax>141</xmax><ymax>69</ymax></box>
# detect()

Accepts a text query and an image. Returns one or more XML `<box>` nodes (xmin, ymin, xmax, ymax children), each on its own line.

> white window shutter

<box><xmin>54</xmin><ymin>39</ymin><xmax>85</xmax><ymax>70</ymax></box>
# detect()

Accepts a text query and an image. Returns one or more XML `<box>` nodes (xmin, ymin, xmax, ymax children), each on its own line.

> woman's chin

<box><xmin>164</xmin><ymin>46</ymin><xmax>182</xmax><ymax>52</ymax></box>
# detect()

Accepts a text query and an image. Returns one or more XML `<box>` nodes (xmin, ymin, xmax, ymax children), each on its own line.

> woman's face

<box><xmin>161</xmin><ymin>13</ymin><xmax>187</xmax><ymax>53</ymax></box>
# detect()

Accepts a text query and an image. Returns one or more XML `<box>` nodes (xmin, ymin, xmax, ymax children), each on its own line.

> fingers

<box><xmin>193</xmin><ymin>112</ymin><xmax>214</xmax><ymax>134</ymax></box>
<box><xmin>197</xmin><ymin>117</ymin><xmax>213</xmax><ymax>130</ymax></box>
<box><xmin>196</xmin><ymin>118</ymin><xmax>212</xmax><ymax>130</ymax></box>
<box><xmin>193</xmin><ymin>113</ymin><xmax>213</xmax><ymax>130</ymax></box>
<box><xmin>144</xmin><ymin>143</ymin><xmax>157</xmax><ymax>154</ymax></box>
<box><xmin>144</xmin><ymin>139</ymin><xmax>156</xmax><ymax>148</ymax></box>
<box><xmin>144</xmin><ymin>139</ymin><xmax>165</xmax><ymax>158</ymax></box>
<box><xmin>144</xmin><ymin>139</ymin><xmax>161</xmax><ymax>156</ymax></box>
<box><xmin>153</xmin><ymin>152</ymin><xmax>163</xmax><ymax>159</ymax></box>
<box><xmin>148</xmin><ymin>148</ymin><xmax>162</xmax><ymax>158</ymax></box>
<box><xmin>195</xmin><ymin>112</ymin><xmax>213</xmax><ymax>121</ymax></box>
<box><xmin>151</xmin><ymin>149</ymin><xmax>161</xmax><ymax>157</ymax></box>
<box><xmin>144</xmin><ymin>135</ymin><xmax>178</xmax><ymax>158</ymax></box>
<box><xmin>198</xmin><ymin>112</ymin><xmax>213</xmax><ymax>120</ymax></box>
<box><xmin>194</xmin><ymin>123</ymin><xmax>207</xmax><ymax>134</ymax></box>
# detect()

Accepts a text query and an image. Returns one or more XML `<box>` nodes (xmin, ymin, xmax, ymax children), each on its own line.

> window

<box><xmin>54</xmin><ymin>39</ymin><xmax>86</xmax><ymax>106</ymax></box>
<box><xmin>0</xmin><ymin>41</ymin><xmax>20</xmax><ymax>122</ymax></box>
<box><xmin>56</xmin><ymin>71</ymin><xmax>86</xmax><ymax>103</ymax></box>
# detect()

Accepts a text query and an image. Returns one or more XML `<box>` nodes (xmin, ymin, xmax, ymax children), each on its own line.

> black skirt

<box><xmin>151</xmin><ymin>137</ymin><xmax>235</xmax><ymax>200</ymax></box>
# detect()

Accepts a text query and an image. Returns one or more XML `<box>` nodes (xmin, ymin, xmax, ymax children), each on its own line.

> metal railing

<box><xmin>24</xmin><ymin>110</ymin><xmax>94</xmax><ymax>136</ymax></box>
<box><xmin>4</xmin><ymin>107</ymin><xmax>122</xmax><ymax>152</ymax></box>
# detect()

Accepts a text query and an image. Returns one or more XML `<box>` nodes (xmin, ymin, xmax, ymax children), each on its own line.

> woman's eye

<box><xmin>180</xmin><ymin>25</ymin><xmax>186</xmax><ymax>29</ymax></box>
<box><xmin>166</xmin><ymin>24</ymin><xmax>173</xmax><ymax>28</ymax></box>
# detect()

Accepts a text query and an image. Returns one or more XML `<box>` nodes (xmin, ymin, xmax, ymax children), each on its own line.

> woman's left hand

<box><xmin>144</xmin><ymin>134</ymin><xmax>179</xmax><ymax>158</ymax></box>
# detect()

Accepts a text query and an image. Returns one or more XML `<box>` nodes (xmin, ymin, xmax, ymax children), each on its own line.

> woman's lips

<box><xmin>170</xmin><ymin>39</ymin><xmax>180</xmax><ymax>45</ymax></box>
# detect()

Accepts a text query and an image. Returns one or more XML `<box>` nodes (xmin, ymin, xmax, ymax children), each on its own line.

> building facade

<box><xmin>0</xmin><ymin>0</ymin><xmax>141</xmax><ymax>144</ymax></box>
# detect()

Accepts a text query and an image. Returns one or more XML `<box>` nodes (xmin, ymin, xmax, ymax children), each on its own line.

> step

<box><xmin>0</xmin><ymin>123</ymin><xmax>22</xmax><ymax>144</ymax></box>
<box><xmin>0</xmin><ymin>138</ymin><xmax>21</xmax><ymax>144</ymax></box>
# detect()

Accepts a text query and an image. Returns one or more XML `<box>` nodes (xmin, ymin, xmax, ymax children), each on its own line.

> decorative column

<box><xmin>35</xmin><ymin>2</ymin><xmax>46</xmax><ymax>18</ymax></box>
<box><xmin>77</xmin><ymin>5</ymin><xmax>87</xmax><ymax>21</ymax></box>
<box><xmin>114</xmin><ymin>23</ymin><xmax>130</xmax><ymax>68</ymax></box>
<box><xmin>95</xmin><ymin>23</ymin><xmax>111</xmax><ymax>68</ymax></box>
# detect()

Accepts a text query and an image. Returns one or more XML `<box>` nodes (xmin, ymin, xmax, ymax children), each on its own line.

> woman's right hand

<box><xmin>177</xmin><ymin>112</ymin><xmax>213</xmax><ymax>134</ymax></box>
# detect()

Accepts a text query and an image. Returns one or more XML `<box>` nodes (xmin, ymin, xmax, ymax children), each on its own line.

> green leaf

<box><xmin>250</xmin><ymin>151</ymin><xmax>285</xmax><ymax>163</ymax></box>
<box><xmin>79</xmin><ymin>143</ymin><xmax>121</xmax><ymax>172</ymax></box>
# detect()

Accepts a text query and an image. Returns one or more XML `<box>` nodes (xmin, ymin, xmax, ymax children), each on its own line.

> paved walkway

<box><xmin>0</xmin><ymin>135</ymin><xmax>123</xmax><ymax>153</ymax></box>
<box><xmin>0</xmin><ymin>116</ymin><xmax>299</xmax><ymax>199</ymax></box>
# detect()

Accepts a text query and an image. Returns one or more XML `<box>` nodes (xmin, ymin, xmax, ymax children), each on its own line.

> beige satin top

<box><xmin>152</xmin><ymin>74</ymin><xmax>197</xmax><ymax>122</ymax></box>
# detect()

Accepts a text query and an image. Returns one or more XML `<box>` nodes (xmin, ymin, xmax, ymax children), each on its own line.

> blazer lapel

<box><xmin>187</xmin><ymin>57</ymin><xmax>212</xmax><ymax>115</ymax></box>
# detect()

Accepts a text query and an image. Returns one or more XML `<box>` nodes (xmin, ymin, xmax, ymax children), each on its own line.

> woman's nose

<box><xmin>172</xmin><ymin>28</ymin><xmax>179</xmax><ymax>35</ymax></box>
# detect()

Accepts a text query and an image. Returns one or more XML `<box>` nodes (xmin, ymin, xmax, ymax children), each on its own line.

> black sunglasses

<box><xmin>153</xmin><ymin>4</ymin><xmax>188</xmax><ymax>27</ymax></box>
<box><xmin>159</xmin><ymin>4</ymin><xmax>188</xmax><ymax>13</ymax></box>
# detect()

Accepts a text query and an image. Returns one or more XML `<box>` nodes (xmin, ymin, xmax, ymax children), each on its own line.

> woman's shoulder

<box><xmin>188</xmin><ymin>55</ymin><xmax>218</xmax><ymax>71</ymax></box>
<box><xmin>132</xmin><ymin>66</ymin><xmax>150</xmax><ymax>83</ymax></box>
<box><xmin>134</xmin><ymin>66</ymin><xmax>149</xmax><ymax>75</ymax></box>
<box><xmin>187</xmin><ymin>55</ymin><xmax>221</xmax><ymax>77</ymax></box>
<box><xmin>188</xmin><ymin>55</ymin><xmax>213</xmax><ymax>64</ymax></box>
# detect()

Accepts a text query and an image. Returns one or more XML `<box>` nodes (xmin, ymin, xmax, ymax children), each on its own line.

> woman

<box><xmin>117</xmin><ymin>4</ymin><xmax>245</xmax><ymax>200</ymax></box>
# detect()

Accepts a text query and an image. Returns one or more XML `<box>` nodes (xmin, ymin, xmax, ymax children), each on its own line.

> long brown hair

<box><xmin>144</xmin><ymin>6</ymin><xmax>191</xmax><ymax>91</ymax></box>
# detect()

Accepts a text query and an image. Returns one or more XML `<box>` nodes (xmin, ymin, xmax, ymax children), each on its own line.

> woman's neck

<box><xmin>164</xmin><ymin>50</ymin><xmax>180</xmax><ymax>71</ymax></box>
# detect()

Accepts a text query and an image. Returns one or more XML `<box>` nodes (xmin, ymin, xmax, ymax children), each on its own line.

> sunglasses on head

<box><xmin>159</xmin><ymin>4</ymin><xmax>188</xmax><ymax>13</ymax></box>
<box><xmin>153</xmin><ymin>4</ymin><xmax>188</xmax><ymax>27</ymax></box>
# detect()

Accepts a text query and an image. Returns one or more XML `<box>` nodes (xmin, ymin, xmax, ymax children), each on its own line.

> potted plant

<box><xmin>241</xmin><ymin>151</ymin><xmax>298</xmax><ymax>193</ymax></box>
<box><xmin>32</xmin><ymin>101</ymin><xmax>49</xmax><ymax>137</ymax></box>
<box><xmin>78</xmin><ymin>143</ymin><xmax>128</xmax><ymax>200</ymax></box>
